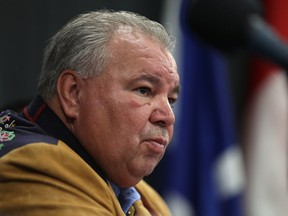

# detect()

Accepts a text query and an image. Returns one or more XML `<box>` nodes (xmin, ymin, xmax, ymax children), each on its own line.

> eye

<box><xmin>168</xmin><ymin>98</ymin><xmax>176</xmax><ymax>106</ymax></box>
<box><xmin>135</xmin><ymin>87</ymin><xmax>151</xmax><ymax>96</ymax></box>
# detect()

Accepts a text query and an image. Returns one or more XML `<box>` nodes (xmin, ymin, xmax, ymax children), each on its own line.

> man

<box><xmin>0</xmin><ymin>10</ymin><xmax>180</xmax><ymax>215</ymax></box>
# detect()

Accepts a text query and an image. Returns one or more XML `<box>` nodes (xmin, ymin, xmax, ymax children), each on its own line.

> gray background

<box><xmin>0</xmin><ymin>0</ymin><xmax>165</xmax><ymax>109</ymax></box>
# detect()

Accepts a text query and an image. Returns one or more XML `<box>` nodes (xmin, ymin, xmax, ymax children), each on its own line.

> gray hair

<box><xmin>37</xmin><ymin>10</ymin><xmax>175</xmax><ymax>100</ymax></box>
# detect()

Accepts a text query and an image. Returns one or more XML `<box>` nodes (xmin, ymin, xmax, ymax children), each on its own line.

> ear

<box><xmin>57</xmin><ymin>70</ymin><xmax>81</xmax><ymax>119</ymax></box>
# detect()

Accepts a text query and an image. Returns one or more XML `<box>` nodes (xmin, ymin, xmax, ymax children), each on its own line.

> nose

<box><xmin>149</xmin><ymin>97</ymin><xmax>175</xmax><ymax>128</ymax></box>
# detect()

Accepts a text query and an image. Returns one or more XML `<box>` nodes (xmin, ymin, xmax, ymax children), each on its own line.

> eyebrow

<box><xmin>173</xmin><ymin>85</ymin><xmax>180</xmax><ymax>95</ymax></box>
<box><xmin>132</xmin><ymin>74</ymin><xmax>180</xmax><ymax>95</ymax></box>
<box><xmin>131</xmin><ymin>74</ymin><xmax>160</xmax><ymax>85</ymax></box>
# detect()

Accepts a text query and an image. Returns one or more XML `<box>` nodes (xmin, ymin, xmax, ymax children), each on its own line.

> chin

<box><xmin>129</xmin><ymin>166</ymin><xmax>155</xmax><ymax>180</ymax></box>
<box><xmin>139</xmin><ymin>164</ymin><xmax>157</xmax><ymax>177</ymax></box>
<box><xmin>129</xmin><ymin>156</ymin><xmax>160</xmax><ymax>179</ymax></box>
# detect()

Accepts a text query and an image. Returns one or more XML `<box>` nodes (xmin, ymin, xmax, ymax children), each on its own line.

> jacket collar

<box><xmin>22</xmin><ymin>95</ymin><xmax>107</xmax><ymax>180</ymax></box>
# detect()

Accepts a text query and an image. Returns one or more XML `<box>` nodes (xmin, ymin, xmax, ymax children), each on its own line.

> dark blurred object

<box><xmin>186</xmin><ymin>0</ymin><xmax>261</xmax><ymax>51</ymax></box>
<box><xmin>186</xmin><ymin>0</ymin><xmax>288</xmax><ymax>70</ymax></box>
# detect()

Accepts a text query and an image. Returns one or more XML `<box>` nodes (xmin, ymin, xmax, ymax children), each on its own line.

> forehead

<box><xmin>108</xmin><ymin>30</ymin><xmax>179</xmax><ymax>83</ymax></box>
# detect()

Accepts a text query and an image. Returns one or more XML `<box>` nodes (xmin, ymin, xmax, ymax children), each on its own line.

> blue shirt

<box><xmin>109</xmin><ymin>181</ymin><xmax>141</xmax><ymax>214</ymax></box>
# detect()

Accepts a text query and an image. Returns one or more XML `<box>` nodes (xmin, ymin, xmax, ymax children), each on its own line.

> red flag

<box><xmin>244</xmin><ymin>0</ymin><xmax>288</xmax><ymax>215</ymax></box>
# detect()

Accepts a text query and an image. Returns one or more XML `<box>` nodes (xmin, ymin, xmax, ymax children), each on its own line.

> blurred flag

<box><xmin>244</xmin><ymin>0</ymin><xmax>288</xmax><ymax>215</ymax></box>
<box><xmin>162</xmin><ymin>0</ymin><xmax>245</xmax><ymax>215</ymax></box>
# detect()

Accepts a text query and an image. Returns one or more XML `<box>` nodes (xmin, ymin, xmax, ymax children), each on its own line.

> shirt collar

<box><xmin>109</xmin><ymin>181</ymin><xmax>141</xmax><ymax>214</ymax></box>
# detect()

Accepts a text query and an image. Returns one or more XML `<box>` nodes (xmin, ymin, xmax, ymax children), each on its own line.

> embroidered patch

<box><xmin>0</xmin><ymin>113</ymin><xmax>17</xmax><ymax>150</ymax></box>
<box><xmin>0</xmin><ymin>114</ymin><xmax>10</xmax><ymax>124</ymax></box>
<box><xmin>0</xmin><ymin>130</ymin><xmax>15</xmax><ymax>142</ymax></box>
<box><xmin>0</xmin><ymin>113</ymin><xmax>16</xmax><ymax>128</ymax></box>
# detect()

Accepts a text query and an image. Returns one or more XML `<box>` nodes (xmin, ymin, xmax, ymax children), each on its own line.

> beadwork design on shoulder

<box><xmin>0</xmin><ymin>111</ymin><xmax>16</xmax><ymax>150</ymax></box>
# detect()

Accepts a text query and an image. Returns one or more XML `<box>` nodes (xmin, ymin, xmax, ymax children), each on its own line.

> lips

<box><xmin>143</xmin><ymin>137</ymin><xmax>168</xmax><ymax>154</ymax></box>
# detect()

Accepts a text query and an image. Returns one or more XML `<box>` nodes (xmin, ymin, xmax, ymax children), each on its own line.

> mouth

<box><xmin>143</xmin><ymin>137</ymin><xmax>168</xmax><ymax>154</ymax></box>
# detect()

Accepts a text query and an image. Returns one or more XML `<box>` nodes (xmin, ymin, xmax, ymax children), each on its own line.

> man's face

<box><xmin>75</xmin><ymin>32</ymin><xmax>180</xmax><ymax>188</ymax></box>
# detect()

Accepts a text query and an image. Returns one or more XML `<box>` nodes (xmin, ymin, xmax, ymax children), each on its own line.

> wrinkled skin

<box><xmin>55</xmin><ymin>30</ymin><xmax>180</xmax><ymax>188</ymax></box>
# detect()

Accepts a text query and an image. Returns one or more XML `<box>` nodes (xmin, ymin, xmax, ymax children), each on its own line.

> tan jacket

<box><xmin>0</xmin><ymin>141</ymin><xmax>171</xmax><ymax>216</ymax></box>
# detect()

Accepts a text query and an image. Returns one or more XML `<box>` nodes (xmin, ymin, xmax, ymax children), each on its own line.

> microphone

<box><xmin>186</xmin><ymin>0</ymin><xmax>288</xmax><ymax>70</ymax></box>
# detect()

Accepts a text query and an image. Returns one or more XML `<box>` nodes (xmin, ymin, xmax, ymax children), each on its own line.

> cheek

<box><xmin>126</xmin><ymin>103</ymin><xmax>151</xmax><ymax>127</ymax></box>
<box><xmin>119</xmin><ymin>96</ymin><xmax>151</xmax><ymax>121</ymax></box>
<box><xmin>128</xmin><ymin>97</ymin><xmax>143</xmax><ymax>107</ymax></box>
<box><xmin>117</xmin><ymin>110</ymin><xmax>144</xmax><ymax>133</ymax></box>
<box><xmin>168</xmin><ymin>127</ymin><xmax>174</xmax><ymax>141</ymax></box>
<box><xmin>77</xmin><ymin>106</ymin><xmax>99</xmax><ymax>139</ymax></box>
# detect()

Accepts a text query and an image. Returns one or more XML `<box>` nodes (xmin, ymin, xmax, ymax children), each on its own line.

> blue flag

<box><xmin>161</xmin><ymin>0</ymin><xmax>244</xmax><ymax>215</ymax></box>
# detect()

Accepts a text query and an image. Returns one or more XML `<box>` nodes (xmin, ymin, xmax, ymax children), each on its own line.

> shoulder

<box><xmin>0</xmin><ymin>140</ymin><xmax>123</xmax><ymax>215</ymax></box>
<box><xmin>0</xmin><ymin>110</ymin><xmax>57</xmax><ymax>157</ymax></box>
<box><xmin>0</xmin><ymin>111</ymin><xmax>124</xmax><ymax>215</ymax></box>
